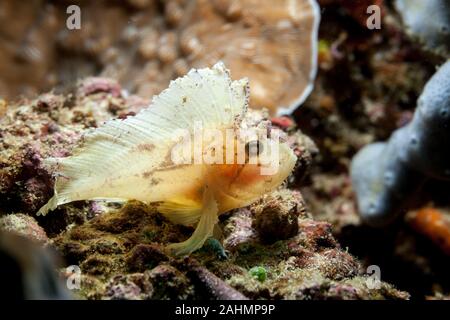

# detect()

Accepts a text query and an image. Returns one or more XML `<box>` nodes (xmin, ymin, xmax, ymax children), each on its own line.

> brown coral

<box><xmin>0</xmin><ymin>0</ymin><xmax>319</xmax><ymax>115</ymax></box>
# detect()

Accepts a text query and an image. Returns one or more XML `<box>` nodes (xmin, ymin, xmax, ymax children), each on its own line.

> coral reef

<box><xmin>295</xmin><ymin>0</ymin><xmax>449</xmax><ymax>299</ymax></box>
<box><xmin>1</xmin><ymin>81</ymin><xmax>408</xmax><ymax>299</ymax></box>
<box><xmin>183</xmin><ymin>258</ymin><xmax>249</xmax><ymax>300</ymax></box>
<box><xmin>1</xmin><ymin>0</ymin><xmax>448</xmax><ymax>301</ymax></box>
<box><xmin>351</xmin><ymin>61</ymin><xmax>450</xmax><ymax>226</ymax></box>
<box><xmin>395</xmin><ymin>0</ymin><xmax>450</xmax><ymax>57</ymax></box>
<box><xmin>0</xmin><ymin>0</ymin><xmax>320</xmax><ymax>114</ymax></box>
<box><xmin>103</xmin><ymin>273</ymin><xmax>154</xmax><ymax>300</ymax></box>
<box><xmin>51</xmin><ymin>192</ymin><xmax>407</xmax><ymax>300</ymax></box>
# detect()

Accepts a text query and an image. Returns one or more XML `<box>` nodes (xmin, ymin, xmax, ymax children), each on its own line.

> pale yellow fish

<box><xmin>37</xmin><ymin>62</ymin><xmax>296</xmax><ymax>256</ymax></box>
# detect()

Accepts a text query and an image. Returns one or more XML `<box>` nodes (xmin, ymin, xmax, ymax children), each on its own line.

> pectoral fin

<box><xmin>158</xmin><ymin>197</ymin><xmax>202</xmax><ymax>226</ymax></box>
<box><xmin>166</xmin><ymin>187</ymin><xmax>218</xmax><ymax>256</ymax></box>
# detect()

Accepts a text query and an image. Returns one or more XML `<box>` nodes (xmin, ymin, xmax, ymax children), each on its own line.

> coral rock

<box><xmin>104</xmin><ymin>273</ymin><xmax>154</xmax><ymax>300</ymax></box>
<box><xmin>0</xmin><ymin>213</ymin><xmax>48</xmax><ymax>244</ymax></box>
<box><xmin>126</xmin><ymin>244</ymin><xmax>169</xmax><ymax>272</ymax></box>
<box><xmin>185</xmin><ymin>258</ymin><xmax>249</xmax><ymax>300</ymax></box>
<box><xmin>148</xmin><ymin>264</ymin><xmax>194</xmax><ymax>300</ymax></box>
<box><xmin>251</xmin><ymin>189</ymin><xmax>307</xmax><ymax>243</ymax></box>
<box><xmin>77</xmin><ymin>77</ymin><xmax>122</xmax><ymax>98</ymax></box>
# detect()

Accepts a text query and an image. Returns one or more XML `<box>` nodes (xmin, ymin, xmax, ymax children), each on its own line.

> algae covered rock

<box><xmin>51</xmin><ymin>188</ymin><xmax>408</xmax><ymax>300</ymax></box>
<box><xmin>103</xmin><ymin>273</ymin><xmax>154</xmax><ymax>300</ymax></box>
<box><xmin>0</xmin><ymin>213</ymin><xmax>48</xmax><ymax>244</ymax></box>
<box><xmin>251</xmin><ymin>189</ymin><xmax>308</xmax><ymax>243</ymax></box>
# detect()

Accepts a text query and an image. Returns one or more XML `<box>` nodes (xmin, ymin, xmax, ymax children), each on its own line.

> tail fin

<box><xmin>37</xmin><ymin>155</ymin><xmax>129</xmax><ymax>216</ymax></box>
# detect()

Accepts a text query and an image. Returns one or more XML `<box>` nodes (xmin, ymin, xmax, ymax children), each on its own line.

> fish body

<box><xmin>38</xmin><ymin>62</ymin><xmax>296</xmax><ymax>255</ymax></box>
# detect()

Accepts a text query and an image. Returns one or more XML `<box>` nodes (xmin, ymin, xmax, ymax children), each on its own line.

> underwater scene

<box><xmin>0</xmin><ymin>0</ymin><xmax>449</xmax><ymax>302</ymax></box>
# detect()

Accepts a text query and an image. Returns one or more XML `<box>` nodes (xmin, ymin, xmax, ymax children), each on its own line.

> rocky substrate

<box><xmin>0</xmin><ymin>82</ymin><xmax>408</xmax><ymax>299</ymax></box>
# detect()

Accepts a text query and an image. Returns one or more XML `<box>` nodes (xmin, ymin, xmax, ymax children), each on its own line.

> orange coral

<box><xmin>409</xmin><ymin>207</ymin><xmax>450</xmax><ymax>255</ymax></box>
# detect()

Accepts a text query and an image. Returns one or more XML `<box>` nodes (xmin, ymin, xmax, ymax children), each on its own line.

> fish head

<box><xmin>210</xmin><ymin>132</ymin><xmax>296</xmax><ymax>211</ymax></box>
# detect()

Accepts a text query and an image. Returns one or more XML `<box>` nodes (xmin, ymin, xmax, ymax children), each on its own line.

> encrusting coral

<box><xmin>251</xmin><ymin>189</ymin><xmax>307</xmax><ymax>243</ymax></box>
<box><xmin>351</xmin><ymin>61</ymin><xmax>450</xmax><ymax>226</ymax></box>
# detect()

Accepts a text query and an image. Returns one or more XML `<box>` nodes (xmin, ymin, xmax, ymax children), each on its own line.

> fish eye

<box><xmin>245</xmin><ymin>140</ymin><xmax>264</xmax><ymax>158</ymax></box>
